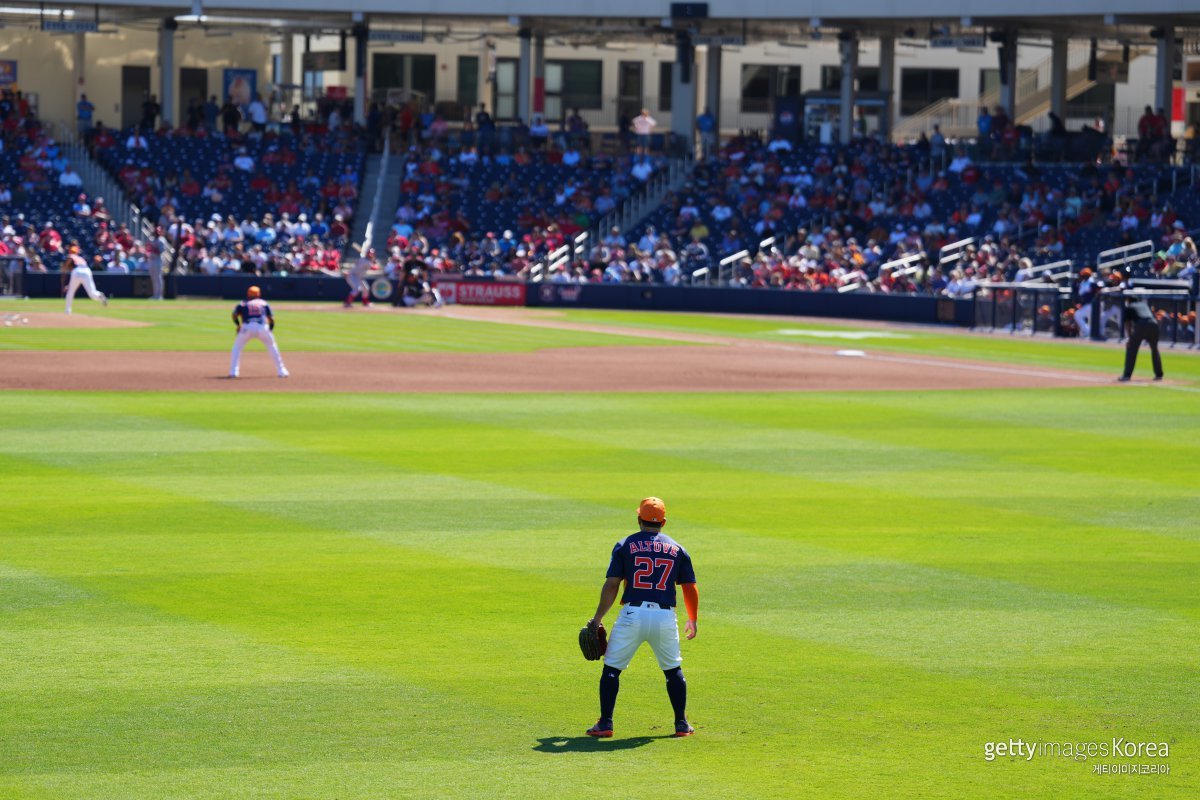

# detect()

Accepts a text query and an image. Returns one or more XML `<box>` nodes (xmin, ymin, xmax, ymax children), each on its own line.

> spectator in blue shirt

<box><xmin>697</xmin><ymin>108</ymin><xmax>716</xmax><ymax>158</ymax></box>
<box><xmin>76</xmin><ymin>94</ymin><xmax>95</xmax><ymax>135</ymax></box>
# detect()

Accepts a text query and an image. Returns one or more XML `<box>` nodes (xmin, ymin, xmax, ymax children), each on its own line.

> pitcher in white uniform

<box><xmin>345</xmin><ymin>246</ymin><xmax>375</xmax><ymax>307</ymax></box>
<box><xmin>63</xmin><ymin>247</ymin><xmax>108</xmax><ymax>314</ymax></box>
<box><xmin>229</xmin><ymin>285</ymin><xmax>289</xmax><ymax>378</ymax></box>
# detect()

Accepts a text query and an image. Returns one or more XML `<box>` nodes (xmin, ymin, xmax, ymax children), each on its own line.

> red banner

<box><xmin>437</xmin><ymin>280</ymin><xmax>526</xmax><ymax>306</ymax></box>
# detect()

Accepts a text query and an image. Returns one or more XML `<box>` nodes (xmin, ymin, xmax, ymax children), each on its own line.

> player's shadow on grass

<box><xmin>533</xmin><ymin>735</ymin><xmax>671</xmax><ymax>753</ymax></box>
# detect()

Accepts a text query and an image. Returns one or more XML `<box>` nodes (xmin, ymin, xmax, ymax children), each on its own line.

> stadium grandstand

<box><xmin>0</xmin><ymin>1</ymin><xmax>1197</xmax><ymax>339</ymax></box>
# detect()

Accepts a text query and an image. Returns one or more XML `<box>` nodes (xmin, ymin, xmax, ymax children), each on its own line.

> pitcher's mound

<box><xmin>2</xmin><ymin>312</ymin><xmax>149</xmax><ymax>329</ymax></box>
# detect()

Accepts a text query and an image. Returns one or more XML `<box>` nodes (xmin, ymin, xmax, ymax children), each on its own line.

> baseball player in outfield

<box><xmin>587</xmin><ymin>497</ymin><xmax>699</xmax><ymax>738</ymax></box>
<box><xmin>229</xmin><ymin>285</ymin><xmax>289</xmax><ymax>378</ymax></box>
<box><xmin>345</xmin><ymin>246</ymin><xmax>375</xmax><ymax>307</ymax></box>
<box><xmin>62</xmin><ymin>246</ymin><xmax>108</xmax><ymax>313</ymax></box>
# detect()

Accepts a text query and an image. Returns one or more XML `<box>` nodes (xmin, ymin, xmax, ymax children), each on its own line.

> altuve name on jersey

<box><xmin>629</xmin><ymin>540</ymin><xmax>680</xmax><ymax>557</ymax></box>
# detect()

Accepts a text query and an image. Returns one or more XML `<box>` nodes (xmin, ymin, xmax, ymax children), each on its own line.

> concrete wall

<box><xmin>298</xmin><ymin>34</ymin><xmax>1046</xmax><ymax>129</ymax></box>
<box><xmin>0</xmin><ymin>25</ymin><xmax>271</xmax><ymax>132</ymax></box>
<box><xmin>81</xmin><ymin>0</ymin><xmax>1200</xmax><ymax>20</ymax></box>
<box><xmin>0</xmin><ymin>21</ymin><xmax>1163</xmax><ymax>138</ymax></box>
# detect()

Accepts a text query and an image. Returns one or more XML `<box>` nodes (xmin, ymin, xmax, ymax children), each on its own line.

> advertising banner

<box><xmin>0</xmin><ymin>61</ymin><xmax>16</xmax><ymax>87</ymax></box>
<box><xmin>436</xmin><ymin>280</ymin><xmax>526</xmax><ymax>306</ymax></box>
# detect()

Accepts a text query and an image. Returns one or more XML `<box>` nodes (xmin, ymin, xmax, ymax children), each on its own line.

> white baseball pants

<box><xmin>230</xmin><ymin>322</ymin><xmax>288</xmax><ymax>377</ymax></box>
<box><xmin>603</xmin><ymin>602</ymin><xmax>683</xmax><ymax>671</ymax></box>
<box><xmin>65</xmin><ymin>267</ymin><xmax>105</xmax><ymax>313</ymax></box>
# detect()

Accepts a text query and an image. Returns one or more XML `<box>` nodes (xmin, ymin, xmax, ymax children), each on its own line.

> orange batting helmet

<box><xmin>638</xmin><ymin>497</ymin><xmax>666</xmax><ymax>524</ymax></box>
<box><xmin>247</xmin><ymin>285</ymin><xmax>262</xmax><ymax>299</ymax></box>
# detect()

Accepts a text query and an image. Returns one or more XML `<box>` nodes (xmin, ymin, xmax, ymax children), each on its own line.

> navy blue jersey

<box><xmin>607</xmin><ymin>531</ymin><xmax>696</xmax><ymax>608</ymax></box>
<box><xmin>234</xmin><ymin>298</ymin><xmax>273</xmax><ymax>325</ymax></box>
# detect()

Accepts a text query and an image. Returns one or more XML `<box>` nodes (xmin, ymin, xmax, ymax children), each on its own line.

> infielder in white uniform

<box><xmin>229</xmin><ymin>285</ymin><xmax>289</xmax><ymax>378</ymax></box>
<box><xmin>63</xmin><ymin>247</ymin><xmax>108</xmax><ymax>313</ymax></box>
<box><xmin>345</xmin><ymin>247</ymin><xmax>375</xmax><ymax>307</ymax></box>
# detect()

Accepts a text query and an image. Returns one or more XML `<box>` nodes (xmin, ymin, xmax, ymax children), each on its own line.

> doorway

<box><xmin>493</xmin><ymin>58</ymin><xmax>518</xmax><ymax>120</ymax></box>
<box><xmin>121</xmin><ymin>66</ymin><xmax>151</xmax><ymax>130</ymax></box>
<box><xmin>617</xmin><ymin>61</ymin><xmax>643</xmax><ymax>126</ymax></box>
<box><xmin>179</xmin><ymin>68</ymin><xmax>208</xmax><ymax>129</ymax></box>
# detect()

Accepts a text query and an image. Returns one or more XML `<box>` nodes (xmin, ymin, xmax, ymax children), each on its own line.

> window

<box><xmin>494</xmin><ymin>58</ymin><xmax>517</xmax><ymax>119</ymax></box>
<box><xmin>545</xmin><ymin>59</ymin><xmax>602</xmax><ymax>120</ymax></box>
<box><xmin>899</xmin><ymin>68</ymin><xmax>959</xmax><ymax>116</ymax></box>
<box><xmin>740</xmin><ymin>64</ymin><xmax>801</xmax><ymax>113</ymax></box>
<box><xmin>659</xmin><ymin>62</ymin><xmax>673</xmax><ymax>112</ymax></box>
<box><xmin>979</xmin><ymin>68</ymin><xmax>1000</xmax><ymax>97</ymax></box>
<box><xmin>617</xmin><ymin>61</ymin><xmax>644</xmax><ymax>121</ymax></box>
<box><xmin>457</xmin><ymin>56</ymin><xmax>479</xmax><ymax>111</ymax></box>
<box><xmin>820</xmin><ymin>65</ymin><xmax>880</xmax><ymax>92</ymax></box>
<box><xmin>372</xmin><ymin>54</ymin><xmax>436</xmax><ymax>104</ymax></box>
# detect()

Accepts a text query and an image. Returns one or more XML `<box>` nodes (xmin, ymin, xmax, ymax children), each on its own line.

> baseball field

<box><xmin>1</xmin><ymin>300</ymin><xmax>1196</xmax><ymax>799</ymax></box>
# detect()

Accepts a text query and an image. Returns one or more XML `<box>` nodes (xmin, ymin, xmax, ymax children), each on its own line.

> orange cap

<box><xmin>638</xmin><ymin>497</ymin><xmax>666</xmax><ymax>523</ymax></box>
<box><xmin>247</xmin><ymin>285</ymin><xmax>262</xmax><ymax>298</ymax></box>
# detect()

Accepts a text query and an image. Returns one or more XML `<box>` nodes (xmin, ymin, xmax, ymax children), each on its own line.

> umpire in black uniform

<box><xmin>1118</xmin><ymin>298</ymin><xmax>1164</xmax><ymax>382</ymax></box>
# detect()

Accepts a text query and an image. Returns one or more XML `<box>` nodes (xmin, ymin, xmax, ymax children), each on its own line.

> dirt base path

<box><xmin>0</xmin><ymin>344</ymin><xmax>1109</xmax><ymax>393</ymax></box>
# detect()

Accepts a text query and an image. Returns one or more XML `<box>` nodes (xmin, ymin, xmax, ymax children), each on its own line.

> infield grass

<box><xmin>0</xmin><ymin>303</ymin><xmax>1196</xmax><ymax>798</ymax></box>
<box><xmin>0</xmin><ymin>300</ymin><xmax>677</xmax><ymax>352</ymax></box>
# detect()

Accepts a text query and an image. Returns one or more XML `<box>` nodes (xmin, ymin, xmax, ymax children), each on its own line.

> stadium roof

<box><xmin>9</xmin><ymin>1</ymin><xmax>1200</xmax><ymax>43</ymax></box>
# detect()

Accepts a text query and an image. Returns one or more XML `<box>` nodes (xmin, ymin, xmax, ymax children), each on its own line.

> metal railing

<box><xmin>359</xmin><ymin>131</ymin><xmax>391</xmax><ymax>255</ymax></box>
<box><xmin>56</xmin><ymin>123</ymin><xmax>135</xmax><ymax>232</ymax></box>
<box><xmin>1022</xmin><ymin>258</ymin><xmax>1074</xmax><ymax>282</ymax></box>
<box><xmin>893</xmin><ymin>42</ymin><xmax>1098</xmax><ymax>141</ymax></box>
<box><xmin>1096</xmin><ymin>240</ymin><xmax>1154</xmax><ymax>274</ymax></box>
<box><xmin>938</xmin><ymin>237</ymin><xmax>976</xmax><ymax>268</ymax></box>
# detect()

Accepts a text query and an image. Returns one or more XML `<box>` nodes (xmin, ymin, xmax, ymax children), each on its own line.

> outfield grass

<box><xmin>1</xmin><ymin>304</ymin><xmax>1196</xmax><ymax>798</ymax></box>
<box><xmin>1</xmin><ymin>386</ymin><xmax>1195</xmax><ymax>799</ymax></box>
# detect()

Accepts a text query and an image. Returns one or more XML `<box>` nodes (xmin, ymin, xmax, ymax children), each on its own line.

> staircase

<box><xmin>595</xmin><ymin>153</ymin><xmax>696</xmax><ymax>241</ymax></box>
<box><xmin>56</xmin><ymin>124</ymin><xmax>145</xmax><ymax>235</ymax></box>
<box><xmin>530</xmin><ymin>154</ymin><xmax>696</xmax><ymax>280</ymax></box>
<box><xmin>893</xmin><ymin>44</ymin><xmax>1146</xmax><ymax>141</ymax></box>
<box><xmin>348</xmin><ymin>142</ymin><xmax>406</xmax><ymax>257</ymax></box>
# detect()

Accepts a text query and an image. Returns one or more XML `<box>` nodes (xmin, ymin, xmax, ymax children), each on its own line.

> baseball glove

<box><xmin>578</xmin><ymin>619</ymin><xmax>607</xmax><ymax>661</ymax></box>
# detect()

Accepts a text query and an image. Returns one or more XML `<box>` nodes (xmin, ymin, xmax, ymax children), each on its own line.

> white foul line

<box><xmin>862</xmin><ymin>352</ymin><xmax>1114</xmax><ymax>384</ymax></box>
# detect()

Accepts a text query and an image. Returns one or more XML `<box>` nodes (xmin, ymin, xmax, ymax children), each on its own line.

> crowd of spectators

<box><xmin>66</xmin><ymin>99</ymin><xmax>366</xmax><ymax>275</ymax></box>
<box><xmin>369</xmin><ymin>142</ymin><xmax>665</xmax><ymax>279</ymax></box>
<box><xmin>523</xmin><ymin>134</ymin><xmax>1198</xmax><ymax>295</ymax></box>
<box><xmin>5</xmin><ymin>89</ymin><xmax>1198</xmax><ymax>319</ymax></box>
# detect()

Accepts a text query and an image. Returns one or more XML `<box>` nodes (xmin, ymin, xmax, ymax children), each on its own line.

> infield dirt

<box><xmin>0</xmin><ymin>342</ymin><xmax>1109</xmax><ymax>392</ymax></box>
